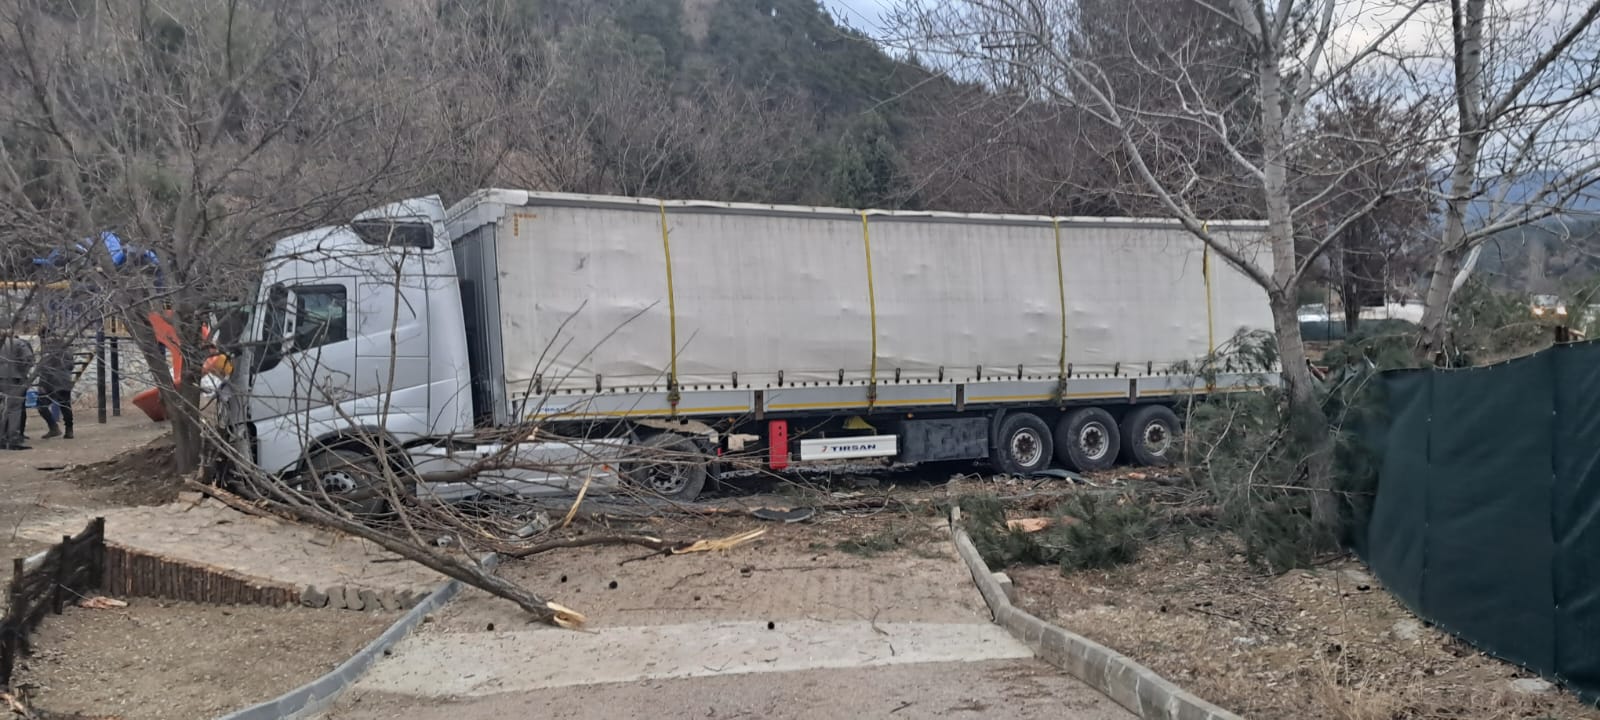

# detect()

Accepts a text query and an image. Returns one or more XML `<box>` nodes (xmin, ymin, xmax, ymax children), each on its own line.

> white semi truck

<box><xmin>230</xmin><ymin>190</ymin><xmax>1274</xmax><ymax>505</ymax></box>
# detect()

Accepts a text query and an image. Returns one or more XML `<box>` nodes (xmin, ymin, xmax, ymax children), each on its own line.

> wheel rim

<box><xmin>646</xmin><ymin>462</ymin><xmax>690</xmax><ymax>495</ymax></box>
<box><xmin>1077</xmin><ymin>422</ymin><xmax>1109</xmax><ymax>461</ymax></box>
<box><xmin>1010</xmin><ymin>429</ymin><xmax>1044</xmax><ymax>467</ymax></box>
<box><xmin>320</xmin><ymin>469</ymin><xmax>360</xmax><ymax>494</ymax></box>
<box><xmin>1142</xmin><ymin>421</ymin><xmax>1173</xmax><ymax>457</ymax></box>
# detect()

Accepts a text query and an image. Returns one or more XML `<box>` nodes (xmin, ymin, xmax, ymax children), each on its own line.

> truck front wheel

<box><xmin>624</xmin><ymin>433</ymin><xmax>708</xmax><ymax>501</ymax></box>
<box><xmin>303</xmin><ymin>447</ymin><xmax>389</xmax><ymax>517</ymax></box>
<box><xmin>990</xmin><ymin>412</ymin><xmax>1054</xmax><ymax>476</ymax></box>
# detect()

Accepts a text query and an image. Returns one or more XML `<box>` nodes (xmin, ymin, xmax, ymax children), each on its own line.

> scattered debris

<box><xmin>513</xmin><ymin>513</ymin><xmax>552</xmax><ymax>538</ymax></box>
<box><xmin>1510</xmin><ymin>678</ymin><xmax>1555</xmax><ymax>695</ymax></box>
<box><xmin>672</xmin><ymin>528</ymin><xmax>766</xmax><ymax>554</ymax></box>
<box><xmin>1391</xmin><ymin>619</ymin><xmax>1424</xmax><ymax>642</ymax></box>
<box><xmin>1004</xmin><ymin>517</ymin><xmax>1055</xmax><ymax>533</ymax></box>
<box><xmin>750</xmin><ymin>507</ymin><xmax>815</xmax><ymax>523</ymax></box>
<box><xmin>74</xmin><ymin>597</ymin><xmax>127</xmax><ymax>610</ymax></box>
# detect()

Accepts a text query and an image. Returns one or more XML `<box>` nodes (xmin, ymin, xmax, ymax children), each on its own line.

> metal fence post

<box><xmin>96</xmin><ymin>329</ymin><xmax>107</xmax><ymax>424</ymax></box>
<box><xmin>110</xmin><ymin>336</ymin><xmax>121</xmax><ymax>417</ymax></box>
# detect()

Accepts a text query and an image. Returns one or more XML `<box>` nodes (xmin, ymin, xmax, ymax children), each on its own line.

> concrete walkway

<box><xmin>321</xmin><ymin>521</ymin><xmax>1133</xmax><ymax>720</ymax></box>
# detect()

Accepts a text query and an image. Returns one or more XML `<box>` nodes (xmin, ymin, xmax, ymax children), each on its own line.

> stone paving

<box><xmin>21</xmin><ymin>501</ymin><xmax>445</xmax><ymax>608</ymax></box>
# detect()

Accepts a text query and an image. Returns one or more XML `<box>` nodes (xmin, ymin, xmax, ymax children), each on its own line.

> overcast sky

<box><xmin>824</xmin><ymin>0</ymin><xmax>891</xmax><ymax>35</ymax></box>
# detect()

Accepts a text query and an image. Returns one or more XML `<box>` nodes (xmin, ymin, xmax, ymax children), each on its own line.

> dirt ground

<box><xmin>0</xmin><ymin>414</ymin><xmax>173</xmax><ymax>581</ymax></box>
<box><xmin>436</xmin><ymin>509</ymin><xmax>979</xmax><ymax>631</ymax></box>
<box><xmin>12</xmin><ymin>600</ymin><xmax>392</xmax><ymax>720</ymax></box>
<box><xmin>1007</xmin><ymin>532</ymin><xmax>1600</xmax><ymax>720</ymax></box>
<box><xmin>0</xmin><ymin>415</ymin><xmax>401</xmax><ymax>720</ymax></box>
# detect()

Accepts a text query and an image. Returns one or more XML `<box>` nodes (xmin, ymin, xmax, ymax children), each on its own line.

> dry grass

<box><xmin>1009</xmin><ymin>532</ymin><xmax>1599</xmax><ymax>720</ymax></box>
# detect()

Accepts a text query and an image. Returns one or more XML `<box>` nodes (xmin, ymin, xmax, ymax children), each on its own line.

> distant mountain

<box><xmin>1456</xmin><ymin>172</ymin><xmax>1600</xmax><ymax>292</ymax></box>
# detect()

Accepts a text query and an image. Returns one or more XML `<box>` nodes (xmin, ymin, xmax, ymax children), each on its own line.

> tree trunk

<box><xmin>169</xmin><ymin>380</ymin><xmax>205</xmax><ymax>475</ymax></box>
<box><xmin>120</xmin><ymin>301</ymin><xmax>207</xmax><ymax>474</ymax></box>
<box><xmin>1252</xmin><ymin>31</ymin><xmax>1338</xmax><ymax>540</ymax></box>
<box><xmin>1417</xmin><ymin>242</ymin><xmax>1470</xmax><ymax>365</ymax></box>
<box><xmin>1270</xmin><ymin>292</ymin><xmax>1339</xmax><ymax>539</ymax></box>
<box><xmin>1419</xmin><ymin>0</ymin><xmax>1488</xmax><ymax>363</ymax></box>
<box><xmin>1270</xmin><ymin>294</ymin><xmax>1321</xmax><ymax>422</ymax></box>
<box><xmin>1342</xmin><ymin>276</ymin><xmax>1361</xmax><ymax>335</ymax></box>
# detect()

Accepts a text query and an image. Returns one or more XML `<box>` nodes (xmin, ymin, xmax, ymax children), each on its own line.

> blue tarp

<box><xmin>32</xmin><ymin>231</ymin><xmax>159</xmax><ymax>268</ymax></box>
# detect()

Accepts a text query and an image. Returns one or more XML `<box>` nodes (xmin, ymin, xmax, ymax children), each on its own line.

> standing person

<box><xmin>0</xmin><ymin>331</ymin><xmax>34</xmax><ymax>450</ymax></box>
<box><xmin>35</xmin><ymin>330</ymin><xmax>73</xmax><ymax>439</ymax></box>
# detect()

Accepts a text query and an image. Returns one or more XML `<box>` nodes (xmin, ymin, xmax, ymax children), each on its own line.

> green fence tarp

<box><xmin>1362</xmin><ymin>340</ymin><xmax>1600</xmax><ymax>704</ymax></box>
<box><xmin>1554</xmin><ymin>345</ymin><xmax>1600</xmax><ymax>695</ymax></box>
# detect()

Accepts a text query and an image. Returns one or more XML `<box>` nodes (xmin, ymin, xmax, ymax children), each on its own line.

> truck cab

<box><xmin>239</xmin><ymin>196</ymin><xmax>471</xmax><ymax>484</ymax></box>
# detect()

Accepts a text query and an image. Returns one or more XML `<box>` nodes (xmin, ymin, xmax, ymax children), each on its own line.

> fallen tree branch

<box><xmin>501</xmin><ymin>528</ymin><xmax>767</xmax><ymax>559</ymax></box>
<box><xmin>501</xmin><ymin>534</ymin><xmax>675</xmax><ymax>558</ymax></box>
<box><xmin>187</xmin><ymin>480</ymin><xmax>585</xmax><ymax>627</ymax></box>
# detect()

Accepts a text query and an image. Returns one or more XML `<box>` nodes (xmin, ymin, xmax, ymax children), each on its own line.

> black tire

<box><xmin>624</xmin><ymin>433</ymin><xmax>708</xmax><ymax>501</ymax></box>
<box><xmin>1121</xmin><ymin>405</ymin><xmax>1181</xmax><ymax>467</ymax></box>
<box><xmin>1054</xmin><ymin>407</ymin><xmax>1120</xmax><ymax>472</ymax></box>
<box><xmin>990</xmin><ymin>412</ymin><xmax>1054</xmax><ymax>476</ymax></box>
<box><xmin>304</xmin><ymin>447</ymin><xmax>388</xmax><ymax>516</ymax></box>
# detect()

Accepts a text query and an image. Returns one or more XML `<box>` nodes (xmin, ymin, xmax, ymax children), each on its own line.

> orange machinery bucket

<box><xmin>131</xmin><ymin>387</ymin><xmax>166</xmax><ymax>422</ymax></box>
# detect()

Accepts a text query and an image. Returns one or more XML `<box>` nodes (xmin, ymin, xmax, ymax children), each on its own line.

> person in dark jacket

<box><xmin>35</xmin><ymin>331</ymin><xmax>73</xmax><ymax>439</ymax></box>
<box><xmin>0</xmin><ymin>331</ymin><xmax>34</xmax><ymax>450</ymax></box>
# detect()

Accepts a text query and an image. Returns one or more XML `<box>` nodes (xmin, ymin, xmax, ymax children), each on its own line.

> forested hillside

<box><xmin>439</xmin><ymin>0</ymin><xmax>932</xmax><ymax>210</ymax></box>
<box><xmin>5</xmin><ymin>0</ymin><xmax>1597</xmax><ymax>293</ymax></box>
<box><xmin>436</xmin><ymin>0</ymin><xmax>1167</xmax><ymax>216</ymax></box>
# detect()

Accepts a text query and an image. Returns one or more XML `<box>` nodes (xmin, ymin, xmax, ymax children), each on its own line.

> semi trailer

<box><xmin>232</xmin><ymin>190</ymin><xmax>1275</xmax><ymax>504</ymax></box>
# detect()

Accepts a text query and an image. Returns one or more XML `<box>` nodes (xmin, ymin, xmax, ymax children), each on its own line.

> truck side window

<box><xmin>291</xmin><ymin>285</ymin><xmax>348</xmax><ymax>352</ymax></box>
<box><xmin>352</xmin><ymin>220</ymin><xmax>434</xmax><ymax>249</ymax></box>
<box><xmin>252</xmin><ymin>284</ymin><xmax>291</xmax><ymax>374</ymax></box>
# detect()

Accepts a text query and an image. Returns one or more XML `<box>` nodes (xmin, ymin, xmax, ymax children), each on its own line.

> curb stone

<box><xmin>947</xmin><ymin>507</ymin><xmax>1243</xmax><ymax>720</ymax></box>
<box><xmin>214</xmin><ymin>554</ymin><xmax>500</xmax><ymax>720</ymax></box>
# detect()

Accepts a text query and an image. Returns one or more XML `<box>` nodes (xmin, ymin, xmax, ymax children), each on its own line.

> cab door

<box><xmin>248</xmin><ymin>277</ymin><xmax>358</xmax><ymax>473</ymax></box>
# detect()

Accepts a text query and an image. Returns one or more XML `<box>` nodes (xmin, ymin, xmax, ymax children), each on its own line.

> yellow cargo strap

<box><xmin>658</xmin><ymin>201</ymin><xmax>679</xmax><ymax>407</ymax></box>
<box><xmin>859</xmin><ymin>212</ymin><xmax>879</xmax><ymax>404</ymax></box>
<box><xmin>1054</xmin><ymin>218</ymin><xmax>1068</xmax><ymax>379</ymax></box>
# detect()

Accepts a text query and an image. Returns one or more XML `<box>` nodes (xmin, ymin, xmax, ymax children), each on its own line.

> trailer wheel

<box><xmin>1054</xmin><ymin>408</ymin><xmax>1120</xmax><ymax>472</ymax></box>
<box><xmin>990</xmin><ymin>413</ymin><xmax>1054</xmax><ymax>476</ymax></box>
<box><xmin>303</xmin><ymin>447</ymin><xmax>388</xmax><ymax>517</ymax></box>
<box><xmin>624</xmin><ymin>433</ymin><xmax>708</xmax><ymax>501</ymax></box>
<box><xmin>1121</xmin><ymin>405</ymin><xmax>1180</xmax><ymax>467</ymax></box>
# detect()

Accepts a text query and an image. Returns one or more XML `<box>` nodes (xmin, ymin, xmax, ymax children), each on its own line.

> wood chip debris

<box><xmin>77</xmin><ymin>596</ymin><xmax>129</xmax><ymax>610</ymax></box>
<box><xmin>1006</xmin><ymin>517</ymin><xmax>1054</xmax><ymax>533</ymax></box>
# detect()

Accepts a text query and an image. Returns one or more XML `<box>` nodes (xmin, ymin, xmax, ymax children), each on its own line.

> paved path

<box><xmin>322</xmin><ymin>521</ymin><xmax>1133</xmax><ymax>720</ymax></box>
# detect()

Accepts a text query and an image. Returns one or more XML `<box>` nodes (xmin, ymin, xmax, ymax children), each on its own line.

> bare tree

<box><xmin>514</xmin><ymin>37</ymin><xmax>821</xmax><ymax>204</ymax></box>
<box><xmin>1297</xmin><ymin>79</ymin><xmax>1437</xmax><ymax>332</ymax></box>
<box><xmin>891</xmin><ymin>0</ymin><xmax>1437</xmax><ymax>534</ymax></box>
<box><xmin>0</xmin><ymin>0</ymin><xmax>530</xmax><ymax>472</ymax></box>
<box><xmin>1416</xmin><ymin>0</ymin><xmax>1600</xmax><ymax>360</ymax></box>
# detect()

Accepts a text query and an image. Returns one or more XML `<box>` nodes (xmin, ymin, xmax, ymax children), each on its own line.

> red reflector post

<box><xmin>768</xmin><ymin>420</ymin><xmax>789</xmax><ymax>470</ymax></box>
